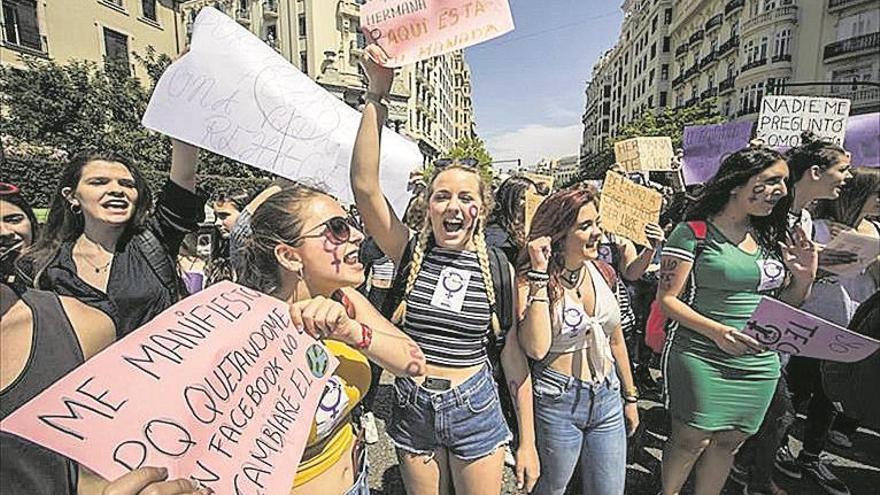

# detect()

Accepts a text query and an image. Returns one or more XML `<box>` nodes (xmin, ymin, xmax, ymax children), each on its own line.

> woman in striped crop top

<box><xmin>236</xmin><ymin>184</ymin><xmax>426</xmax><ymax>495</ymax></box>
<box><xmin>516</xmin><ymin>186</ymin><xmax>639</xmax><ymax>495</ymax></box>
<box><xmin>350</xmin><ymin>44</ymin><xmax>540</xmax><ymax>494</ymax></box>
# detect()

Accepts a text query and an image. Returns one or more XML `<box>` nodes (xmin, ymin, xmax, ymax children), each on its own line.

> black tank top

<box><xmin>1</xmin><ymin>289</ymin><xmax>83</xmax><ymax>495</ymax></box>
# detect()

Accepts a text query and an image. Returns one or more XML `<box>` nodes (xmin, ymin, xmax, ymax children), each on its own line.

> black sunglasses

<box><xmin>291</xmin><ymin>216</ymin><xmax>361</xmax><ymax>245</ymax></box>
<box><xmin>434</xmin><ymin>157</ymin><xmax>480</xmax><ymax>169</ymax></box>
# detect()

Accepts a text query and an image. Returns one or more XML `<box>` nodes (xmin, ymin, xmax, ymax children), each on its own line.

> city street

<box><xmin>365</xmin><ymin>372</ymin><xmax>880</xmax><ymax>494</ymax></box>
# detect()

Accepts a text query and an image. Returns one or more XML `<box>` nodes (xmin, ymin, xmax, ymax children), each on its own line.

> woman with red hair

<box><xmin>516</xmin><ymin>185</ymin><xmax>639</xmax><ymax>495</ymax></box>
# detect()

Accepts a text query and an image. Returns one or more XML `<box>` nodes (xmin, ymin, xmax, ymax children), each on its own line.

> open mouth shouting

<box><xmin>101</xmin><ymin>198</ymin><xmax>131</xmax><ymax>213</ymax></box>
<box><xmin>442</xmin><ymin>217</ymin><xmax>465</xmax><ymax>233</ymax></box>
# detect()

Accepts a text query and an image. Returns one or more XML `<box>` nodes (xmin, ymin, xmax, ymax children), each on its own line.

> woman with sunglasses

<box><xmin>236</xmin><ymin>184</ymin><xmax>426</xmax><ymax>495</ymax></box>
<box><xmin>21</xmin><ymin>141</ymin><xmax>205</xmax><ymax>337</ymax></box>
<box><xmin>0</xmin><ymin>183</ymin><xmax>39</xmax><ymax>290</ymax></box>
<box><xmin>350</xmin><ymin>45</ymin><xmax>539</xmax><ymax>495</ymax></box>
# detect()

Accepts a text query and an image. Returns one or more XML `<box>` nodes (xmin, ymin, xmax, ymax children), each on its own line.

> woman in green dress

<box><xmin>657</xmin><ymin>145</ymin><xmax>817</xmax><ymax>495</ymax></box>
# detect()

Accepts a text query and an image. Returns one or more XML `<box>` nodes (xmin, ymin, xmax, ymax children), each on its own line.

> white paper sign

<box><xmin>142</xmin><ymin>8</ymin><xmax>422</xmax><ymax>214</ymax></box>
<box><xmin>756</xmin><ymin>95</ymin><xmax>851</xmax><ymax>147</ymax></box>
<box><xmin>430</xmin><ymin>267</ymin><xmax>471</xmax><ymax>312</ymax></box>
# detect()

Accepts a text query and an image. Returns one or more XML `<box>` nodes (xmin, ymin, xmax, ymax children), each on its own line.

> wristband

<box><xmin>624</xmin><ymin>396</ymin><xmax>639</xmax><ymax>404</ymax></box>
<box><xmin>355</xmin><ymin>323</ymin><xmax>373</xmax><ymax>350</ymax></box>
<box><xmin>526</xmin><ymin>270</ymin><xmax>550</xmax><ymax>281</ymax></box>
<box><xmin>624</xmin><ymin>386</ymin><xmax>639</xmax><ymax>398</ymax></box>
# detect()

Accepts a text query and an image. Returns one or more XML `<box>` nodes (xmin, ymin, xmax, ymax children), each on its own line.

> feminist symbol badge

<box><xmin>430</xmin><ymin>267</ymin><xmax>472</xmax><ymax>313</ymax></box>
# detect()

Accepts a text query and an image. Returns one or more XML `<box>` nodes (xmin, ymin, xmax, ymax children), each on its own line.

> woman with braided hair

<box><xmin>351</xmin><ymin>44</ymin><xmax>539</xmax><ymax>494</ymax></box>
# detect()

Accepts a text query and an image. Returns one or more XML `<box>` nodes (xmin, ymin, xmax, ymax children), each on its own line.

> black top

<box><xmin>40</xmin><ymin>180</ymin><xmax>205</xmax><ymax>337</ymax></box>
<box><xmin>1</xmin><ymin>290</ymin><xmax>83</xmax><ymax>495</ymax></box>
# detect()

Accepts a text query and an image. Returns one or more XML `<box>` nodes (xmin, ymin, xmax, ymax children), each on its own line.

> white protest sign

<box><xmin>0</xmin><ymin>282</ymin><xmax>339</xmax><ymax>493</ymax></box>
<box><xmin>756</xmin><ymin>95</ymin><xmax>851</xmax><ymax>147</ymax></box>
<box><xmin>822</xmin><ymin>230</ymin><xmax>880</xmax><ymax>277</ymax></box>
<box><xmin>743</xmin><ymin>296</ymin><xmax>880</xmax><ymax>363</ymax></box>
<box><xmin>142</xmin><ymin>7</ymin><xmax>422</xmax><ymax>215</ymax></box>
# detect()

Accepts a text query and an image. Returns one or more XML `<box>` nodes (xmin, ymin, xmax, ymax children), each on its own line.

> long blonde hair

<box><xmin>391</xmin><ymin>163</ymin><xmax>502</xmax><ymax>334</ymax></box>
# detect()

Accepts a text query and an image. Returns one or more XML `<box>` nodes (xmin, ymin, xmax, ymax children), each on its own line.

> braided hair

<box><xmin>391</xmin><ymin>163</ymin><xmax>501</xmax><ymax>334</ymax></box>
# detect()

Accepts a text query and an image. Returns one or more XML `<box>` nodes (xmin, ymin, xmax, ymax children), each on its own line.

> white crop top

<box><xmin>546</xmin><ymin>262</ymin><xmax>621</xmax><ymax>377</ymax></box>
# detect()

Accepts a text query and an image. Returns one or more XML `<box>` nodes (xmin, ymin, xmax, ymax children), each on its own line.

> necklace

<box><xmin>561</xmin><ymin>265</ymin><xmax>584</xmax><ymax>298</ymax></box>
<box><xmin>76</xmin><ymin>237</ymin><xmax>114</xmax><ymax>274</ymax></box>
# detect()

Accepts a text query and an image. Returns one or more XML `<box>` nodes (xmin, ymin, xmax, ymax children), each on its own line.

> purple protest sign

<box><xmin>844</xmin><ymin>112</ymin><xmax>879</xmax><ymax>168</ymax></box>
<box><xmin>743</xmin><ymin>296</ymin><xmax>880</xmax><ymax>363</ymax></box>
<box><xmin>682</xmin><ymin>121</ymin><xmax>752</xmax><ymax>185</ymax></box>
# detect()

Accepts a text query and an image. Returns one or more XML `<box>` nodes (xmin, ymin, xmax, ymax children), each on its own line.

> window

<box><xmin>763</xmin><ymin>0</ymin><xmax>777</xmax><ymax>11</ymax></box>
<box><xmin>651</xmin><ymin>42</ymin><xmax>656</xmax><ymax>59</ymax></box>
<box><xmin>707</xmin><ymin>73</ymin><xmax>715</xmax><ymax>89</ymax></box>
<box><xmin>774</xmin><ymin>28</ymin><xmax>791</xmax><ymax>57</ymax></box>
<box><xmin>2</xmin><ymin>0</ymin><xmax>42</xmax><ymax>51</ymax></box>
<box><xmin>744</xmin><ymin>38</ymin><xmax>756</xmax><ymax>63</ymax></box>
<box><xmin>103</xmin><ymin>27</ymin><xmax>130</xmax><ymax>72</ymax></box>
<box><xmin>730</xmin><ymin>19</ymin><xmax>739</xmax><ymax>37</ymax></box>
<box><xmin>749</xmin><ymin>0</ymin><xmax>759</xmax><ymax>17</ymax></box>
<box><xmin>300</xmin><ymin>51</ymin><xmax>308</xmax><ymax>73</ymax></box>
<box><xmin>663</xmin><ymin>36</ymin><xmax>670</xmax><ymax>52</ymax></box>
<box><xmin>141</xmin><ymin>0</ymin><xmax>156</xmax><ymax>21</ymax></box>
<box><xmin>648</xmin><ymin>95</ymin><xmax>654</xmax><ymax>107</ymax></box>
<box><xmin>661</xmin><ymin>64</ymin><xmax>668</xmax><ymax>81</ymax></box>
<box><xmin>664</xmin><ymin>8</ymin><xmax>672</xmax><ymax>24</ymax></box>
<box><xmin>838</xmin><ymin>11</ymin><xmax>878</xmax><ymax>40</ymax></box>
<box><xmin>659</xmin><ymin>91</ymin><xmax>667</xmax><ymax>107</ymax></box>
<box><xmin>649</xmin><ymin>68</ymin><xmax>655</xmax><ymax>83</ymax></box>
<box><xmin>652</xmin><ymin>15</ymin><xmax>657</xmax><ymax>34</ymax></box>
<box><xmin>298</xmin><ymin>13</ymin><xmax>306</xmax><ymax>37</ymax></box>
<box><xmin>759</xmin><ymin>35</ymin><xmax>768</xmax><ymax>60</ymax></box>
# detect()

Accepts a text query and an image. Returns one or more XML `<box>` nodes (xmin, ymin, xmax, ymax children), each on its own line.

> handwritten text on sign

<box><xmin>598</xmin><ymin>172</ymin><xmax>662</xmax><ymax>247</ymax></box>
<box><xmin>0</xmin><ymin>282</ymin><xmax>339</xmax><ymax>494</ymax></box>
<box><xmin>613</xmin><ymin>137</ymin><xmax>674</xmax><ymax>172</ymax></box>
<box><xmin>756</xmin><ymin>95</ymin><xmax>851</xmax><ymax>147</ymax></box>
<box><xmin>142</xmin><ymin>7</ymin><xmax>421</xmax><ymax>216</ymax></box>
<box><xmin>361</xmin><ymin>0</ymin><xmax>515</xmax><ymax>67</ymax></box>
<box><xmin>682</xmin><ymin>121</ymin><xmax>752</xmax><ymax>185</ymax></box>
<box><xmin>743</xmin><ymin>296</ymin><xmax>879</xmax><ymax>363</ymax></box>
<box><xmin>821</xmin><ymin>229</ymin><xmax>880</xmax><ymax>277</ymax></box>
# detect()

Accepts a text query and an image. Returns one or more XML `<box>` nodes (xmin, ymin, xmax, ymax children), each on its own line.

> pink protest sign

<box><xmin>743</xmin><ymin>296</ymin><xmax>880</xmax><ymax>363</ymax></box>
<box><xmin>360</xmin><ymin>0</ymin><xmax>515</xmax><ymax>67</ymax></box>
<box><xmin>0</xmin><ymin>281</ymin><xmax>338</xmax><ymax>494</ymax></box>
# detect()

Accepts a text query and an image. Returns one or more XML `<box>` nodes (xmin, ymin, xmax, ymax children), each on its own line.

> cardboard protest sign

<box><xmin>613</xmin><ymin>137</ymin><xmax>674</xmax><ymax>172</ymax></box>
<box><xmin>682</xmin><ymin>121</ymin><xmax>752</xmax><ymax>185</ymax></box>
<box><xmin>360</xmin><ymin>0</ymin><xmax>515</xmax><ymax>67</ymax></box>
<box><xmin>142</xmin><ymin>7</ymin><xmax>421</xmax><ymax>216</ymax></box>
<box><xmin>756</xmin><ymin>95</ymin><xmax>851</xmax><ymax>147</ymax></box>
<box><xmin>523</xmin><ymin>172</ymin><xmax>554</xmax><ymax>193</ymax></box>
<box><xmin>0</xmin><ymin>282</ymin><xmax>339</xmax><ymax>493</ymax></box>
<box><xmin>821</xmin><ymin>229</ymin><xmax>880</xmax><ymax>277</ymax></box>
<box><xmin>844</xmin><ymin>112</ymin><xmax>880</xmax><ymax>168</ymax></box>
<box><xmin>523</xmin><ymin>189</ymin><xmax>545</xmax><ymax>235</ymax></box>
<box><xmin>598</xmin><ymin>171</ymin><xmax>662</xmax><ymax>247</ymax></box>
<box><xmin>743</xmin><ymin>296</ymin><xmax>880</xmax><ymax>362</ymax></box>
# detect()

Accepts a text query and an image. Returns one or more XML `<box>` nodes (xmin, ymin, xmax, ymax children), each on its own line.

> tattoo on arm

<box><xmin>659</xmin><ymin>258</ymin><xmax>679</xmax><ymax>291</ymax></box>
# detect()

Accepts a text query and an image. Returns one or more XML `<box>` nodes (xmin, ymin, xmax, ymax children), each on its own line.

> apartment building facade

<box><xmin>580</xmin><ymin>0</ymin><xmax>674</xmax><ymax>158</ymax></box>
<box><xmin>581</xmin><ymin>0</ymin><xmax>879</xmax><ymax>159</ymax></box>
<box><xmin>1</xmin><ymin>0</ymin><xmax>185</xmax><ymax>80</ymax></box>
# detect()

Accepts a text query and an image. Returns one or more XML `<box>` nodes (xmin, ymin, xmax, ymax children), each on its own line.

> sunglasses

<box><xmin>291</xmin><ymin>216</ymin><xmax>362</xmax><ymax>245</ymax></box>
<box><xmin>0</xmin><ymin>183</ymin><xmax>21</xmax><ymax>196</ymax></box>
<box><xmin>433</xmin><ymin>157</ymin><xmax>480</xmax><ymax>169</ymax></box>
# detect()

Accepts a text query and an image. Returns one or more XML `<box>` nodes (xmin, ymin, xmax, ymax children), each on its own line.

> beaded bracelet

<box><xmin>526</xmin><ymin>270</ymin><xmax>550</xmax><ymax>281</ymax></box>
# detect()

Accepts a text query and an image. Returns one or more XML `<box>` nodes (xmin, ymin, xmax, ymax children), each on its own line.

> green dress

<box><xmin>661</xmin><ymin>222</ymin><xmax>784</xmax><ymax>434</ymax></box>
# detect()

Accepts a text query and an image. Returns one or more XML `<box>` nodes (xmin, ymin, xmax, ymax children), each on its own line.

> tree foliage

<box><xmin>579</xmin><ymin>98</ymin><xmax>724</xmax><ymax>179</ymax></box>
<box><xmin>441</xmin><ymin>136</ymin><xmax>494</xmax><ymax>182</ymax></box>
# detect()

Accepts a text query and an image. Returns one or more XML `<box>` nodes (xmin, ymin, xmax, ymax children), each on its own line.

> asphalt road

<box><xmin>363</xmin><ymin>372</ymin><xmax>879</xmax><ymax>494</ymax></box>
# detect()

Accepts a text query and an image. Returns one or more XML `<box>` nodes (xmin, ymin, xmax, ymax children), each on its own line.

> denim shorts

<box><xmin>387</xmin><ymin>364</ymin><xmax>512</xmax><ymax>461</ymax></box>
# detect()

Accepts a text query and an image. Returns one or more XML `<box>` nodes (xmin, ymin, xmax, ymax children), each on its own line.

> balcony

<box><xmin>689</xmin><ymin>30</ymin><xmax>705</xmax><ymax>45</ymax></box>
<box><xmin>831</xmin><ymin>87</ymin><xmax>880</xmax><ymax>108</ymax></box>
<box><xmin>236</xmin><ymin>8</ymin><xmax>251</xmax><ymax>23</ymax></box>
<box><xmin>672</xmin><ymin>74</ymin><xmax>685</xmax><ymax>88</ymax></box>
<box><xmin>828</xmin><ymin>0</ymin><xmax>875</xmax><ymax>13</ymax></box>
<box><xmin>676</xmin><ymin>44</ymin><xmax>689</xmax><ymax>57</ymax></box>
<box><xmin>700</xmin><ymin>50</ymin><xmax>717</xmax><ymax>68</ymax></box>
<box><xmin>685</xmin><ymin>96</ymin><xmax>700</xmax><ymax>107</ymax></box>
<box><xmin>263</xmin><ymin>0</ymin><xmax>278</xmax><ymax>17</ymax></box>
<box><xmin>823</xmin><ymin>32</ymin><xmax>880</xmax><ymax>61</ymax></box>
<box><xmin>719</xmin><ymin>76</ymin><xmax>736</xmax><ymax>94</ymax></box>
<box><xmin>705</xmin><ymin>14</ymin><xmax>723</xmax><ymax>33</ymax></box>
<box><xmin>339</xmin><ymin>0</ymin><xmax>360</xmax><ymax>18</ymax></box>
<box><xmin>717</xmin><ymin>35</ymin><xmax>739</xmax><ymax>56</ymax></box>
<box><xmin>701</xmin><ymin>87</ymin><xmax>718</xmax><ymax>99</ymax></box>
<box><xmin>685</xmin><ymin>63</ymin><xmax>700</xmax><ymax>80</ymax></box>
<box><xmin>743</xmin><ymin>5</ymin><xmax>798</xmax><ymax>35</ymax></box>
<box><xmin>741</xmin><ymin>58</ymin><xmax>767</xmax><ymax>73</ymax></box>
<box><xmin>771</xmin><ymin>53</ymin><xmax>792</xmax><ymax>63</ymax></box>
<box><xmin>725</xmin><ymin>0</ymin><xmax>745</xmax><ymax>16</ymax></box>
<box><xmin>264</xmin><ymin>36</ymin><xmax>280</xmax><ymax>52</ymax></box>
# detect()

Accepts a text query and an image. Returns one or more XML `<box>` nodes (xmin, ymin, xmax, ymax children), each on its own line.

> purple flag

<box><xmin>844</xmin><ymin>112</ymin><xmax>879</xmax><ymax>168</ymax></box>
<box><xmin>682</xmin><ymin>121</ymin><xmax>752</xmax><ymax>185</ymax></box>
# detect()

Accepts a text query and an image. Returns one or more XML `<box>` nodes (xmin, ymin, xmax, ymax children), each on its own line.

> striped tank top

<box><xmin>402</xmin><ymin>247</ymin><xmax>492</xmax><ymax>367</ymax></box>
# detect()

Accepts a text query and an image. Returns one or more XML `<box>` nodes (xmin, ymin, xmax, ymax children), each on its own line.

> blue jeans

<box><xmin>531</xmin><ymin>366</ymin><xmax>627</xmax><ymax>495</ymax></box>
<box><xmin>388</xmin><ymin>364</ymin><xmax>512</xmax><ymax>460</ymax></box>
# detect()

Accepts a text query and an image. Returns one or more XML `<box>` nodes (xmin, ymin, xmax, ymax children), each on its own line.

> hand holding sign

<box><xmin>743</xmin><ymin>296</ymin><xmax>880</xmax><ymax>362</ymax></box>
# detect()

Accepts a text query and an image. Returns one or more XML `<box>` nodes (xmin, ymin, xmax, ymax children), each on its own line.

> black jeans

<box><xmin>787</xmin><ymin>355</ymin><xmax>836</xmax><ymax>456</ymax></box>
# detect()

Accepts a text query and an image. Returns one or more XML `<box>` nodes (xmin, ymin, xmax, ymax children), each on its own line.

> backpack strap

<box><xmin>591</xmin><ymin>259</ymin><xmax>618</xmax><ymax>293</ymax></box>
<box><xmin>132</xmin><ymin>229</ymin><xmax>184</xmax><ymax>302</ymax></box>
<box><xmin>685</xmin><ymin>220</ymin><xmax>708</xmax><ymax>258</ymax></box>
<box><xmin>487</xmin><ymin>246</ymin><xmax>514</xmax><ymax>335</ymax></box>
<box><xmin>380</xmin><ymin>235</ymin><xmax>418</xmax><ymax>319</ymax></box>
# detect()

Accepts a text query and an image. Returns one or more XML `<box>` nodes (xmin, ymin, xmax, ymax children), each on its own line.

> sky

<box><xmin>464</xmin><ymin>0</ymin><xmax>624</xmax><ymax>169</ymax></box>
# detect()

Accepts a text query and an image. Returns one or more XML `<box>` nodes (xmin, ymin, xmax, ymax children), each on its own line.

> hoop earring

<box><xmin>69</xmin><ymin>203</ymin><xmax>81</xmax><ymax>215</ymax></box>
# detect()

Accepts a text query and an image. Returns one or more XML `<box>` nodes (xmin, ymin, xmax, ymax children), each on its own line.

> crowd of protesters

<box><xmin>1</xmin><ymin>41</ymin><xmax>878</xmax><ymax>495</ymax></box>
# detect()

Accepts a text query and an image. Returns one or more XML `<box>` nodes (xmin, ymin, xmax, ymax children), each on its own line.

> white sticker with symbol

<box><xmin>430</xmin><ymin>267</ymin><xmax>472</xmax><ymax>313</ymax></box>
<box><xmin>756</xmin><ymin>259</ymin><xmax>786</xmax><ymax>292</ymax></box>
